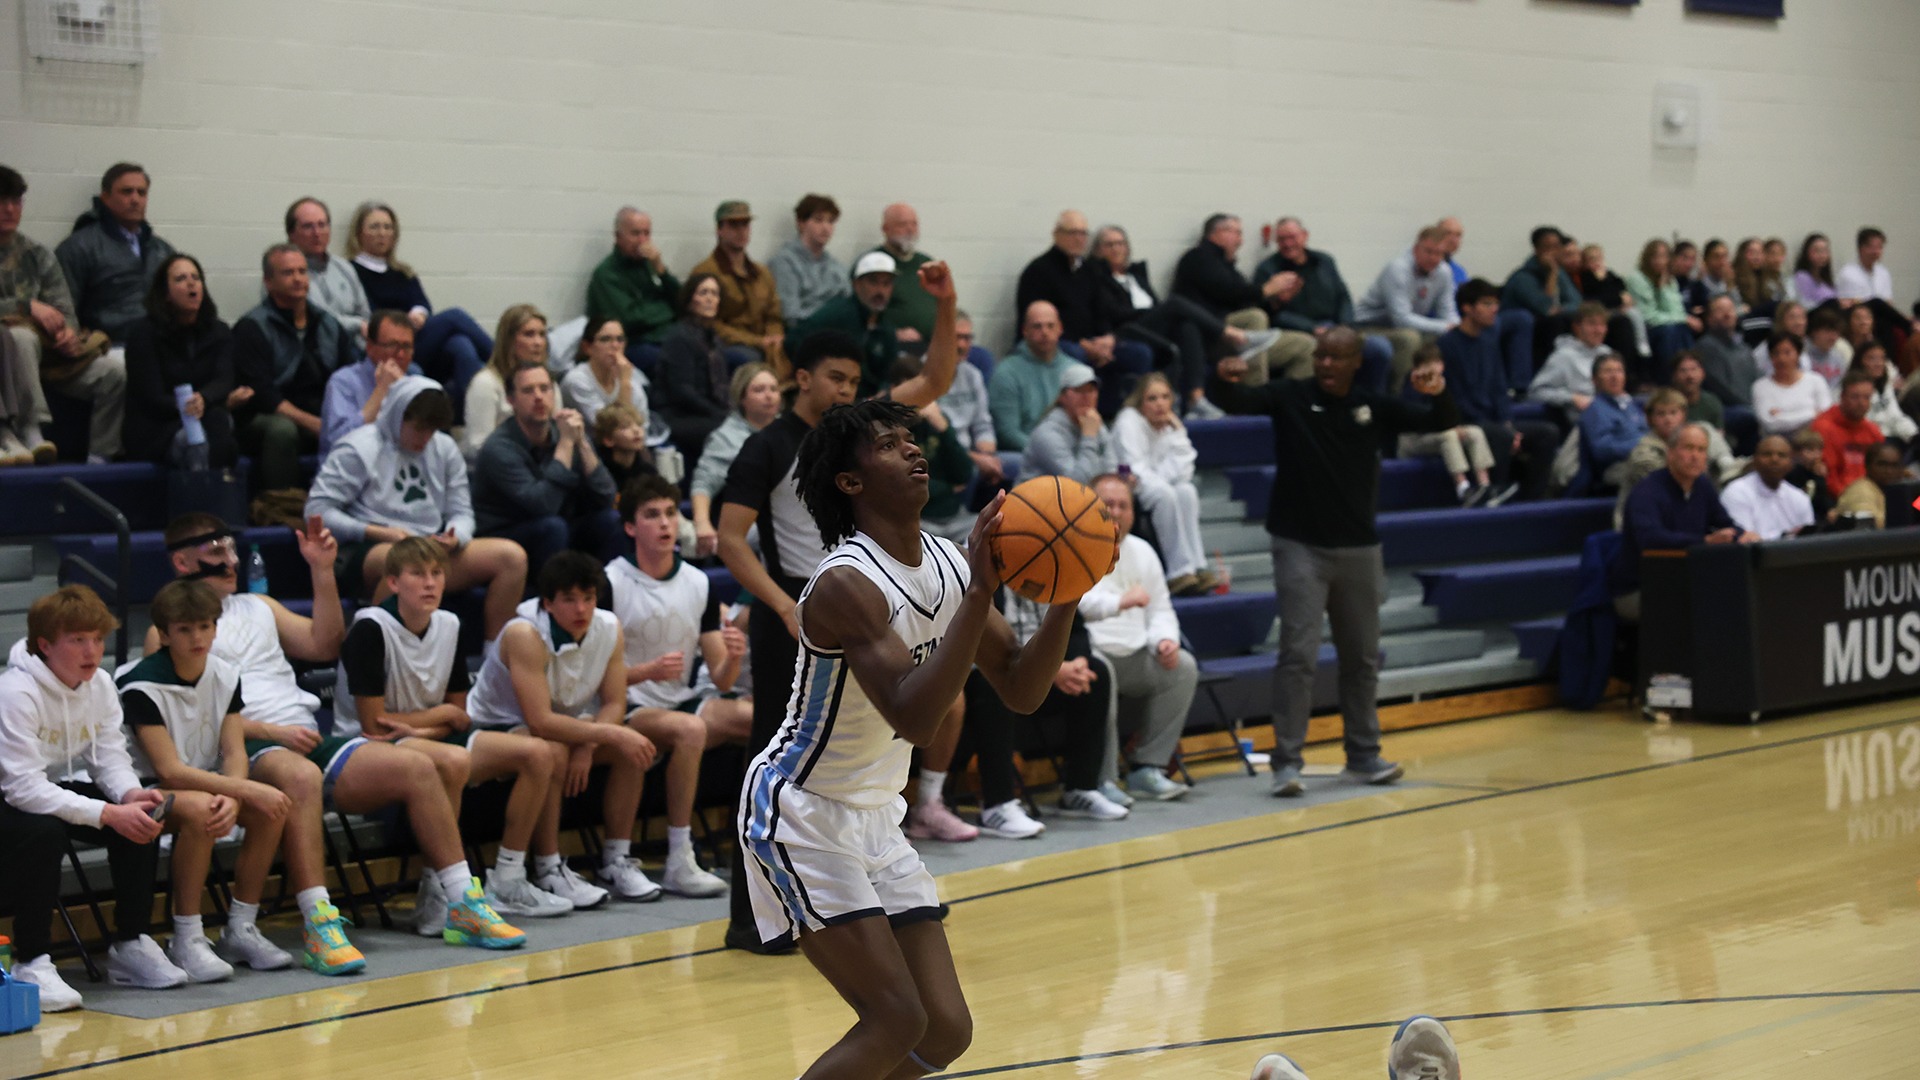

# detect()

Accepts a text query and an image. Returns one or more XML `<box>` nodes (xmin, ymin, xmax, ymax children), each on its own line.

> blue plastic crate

<box><xmin>0</xmin><ymin>972</ymin><xmax>38</xmax><ymax>1034</ymax></box>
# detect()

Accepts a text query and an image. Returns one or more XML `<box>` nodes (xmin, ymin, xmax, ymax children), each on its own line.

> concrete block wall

<box><xmin>6</xmin><ymin>0</ymin><xmax>1919</xmax><ymax>350</ymax></box>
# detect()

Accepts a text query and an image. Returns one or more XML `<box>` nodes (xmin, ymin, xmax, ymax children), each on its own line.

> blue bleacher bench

<box><xmin>1413</xmin><ymin>554</ymin><xmax>1582</xmax><ymax>625</ymax></box>
<box><xmin>1377</xmin><ymin>498</ymin><xmax>1614</xmax><ymax>567</ymax></box>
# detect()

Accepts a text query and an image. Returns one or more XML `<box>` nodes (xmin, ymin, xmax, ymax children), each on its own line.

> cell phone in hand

<box><xmin>149</xmin><ymin>793</ymin><xmax>175</xmax><ymax>823</ymax></box>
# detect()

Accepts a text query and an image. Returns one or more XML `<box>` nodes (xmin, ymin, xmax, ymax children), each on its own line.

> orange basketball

<box><xmin>989</xmin><ymin>476</ymin><xmax>1122</xmax><ymax>605</ymax></box>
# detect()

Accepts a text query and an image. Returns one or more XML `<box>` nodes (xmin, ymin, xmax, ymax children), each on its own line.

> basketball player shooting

<box><xmin>740</xmin><ymin>397</ymin><xmax>1101</xmax><ymax>1080</ymax></box>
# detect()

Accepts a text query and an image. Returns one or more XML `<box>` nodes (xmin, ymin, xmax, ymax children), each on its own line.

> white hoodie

<box><xmin>0</xmin><ymin>638</ymin><xmax>141</xmax><ymax>826</ymax></box>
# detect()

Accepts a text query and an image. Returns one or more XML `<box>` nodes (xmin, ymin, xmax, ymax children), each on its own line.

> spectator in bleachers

<box><xmin>1844</xmin><ymin>303</ymin><xmax>1879</xmax><ymax>356</ymax></box>
<box><xmin>769</xmin><ymin>194</ymin><xmax>849</xmax><ymax>330</ymax></box>
<box><xmin>1254</xmin><ymin>216</ymin><xmax>1401</xmax><ymax>390</ymax></box>
<box><xmin>1734</xmin><ymin>236</ymin><xmax>1786</xmax><ymax>315</ymax></box>
<box><xmin>1579</xmin><ymin>243</ymin><xmax>1649</xmax><ymax>365</ymax></box>
<box><xmin>935</xmin><ymin>310</ymin><xmax>1004</xmax><ymax>489</ymax></box>
<box><xmin>1579</xmin><ymin>354</ymin><xmax>1646</xmax><ymax>488</ymax></box>
<box><xmin>1441</xmin><ymin>279</ymin><xmax>1559</xmax><ymax>502</ymax></box>
<box><xmin>1078</xmin><ymin>474</ymin><xmax>1196</xmax><ymax>801</ymax></box>
<box><xmin>1501</xmin><ymin>226</ymin><xmax>1582</xmax><ymax>362</ymax></box>
<box><xmin>1766</xmin><ymin>237</ymin><xmax>1791</xmax><ymax>295</ymax></box>
<box><xmin>797</xmin><ymin>251</ymin><xmax>901</xmax><ymax>398</ymax></box>
<box><xmin>560</xmin><ymin>315</ymin><xmax>650</xmax><ymax>431</ymax></box>
<box><xmin>690</xmin><ymin>201</ymin><xmax>785</xmax><ymax>376</ymax></box>
<box><xmin>990</xmin><ymin>300</ymin><xmax>1069</xmax><ymax>451</ymax></box>
<box><xmin>232</xmin><ymin>243</ymin><xmax>354</xmax><ymax>490</ymax></box>
<box><xmin>345</xmin><ymin>201</ymin><xmax>491</xmax><ymax>411</ymax></box>
<box><xmin>1209</xmin><ymin>328</ymin><xmax>1461</xmax><ymax>796</ymax></box>
<box><xmin>155</xmin><ymin>512</ymin><xmax>524</xmax><ymax>949</ymax></box>
<box><xmin>1397</xmin><ymin>346</ymin><xmax>1494</xmax><ymax>505</ymax></box>
<box><xmin>1020</xmin><ymin>360</ymin><xmax>1114</xmax><ymax>485</ymax></box>
<box><xmin>1809</xmin><ymin>371</ymin><xmax>1885</xmax><ymax>498</ymax></box>
<box><xmin>1092</xmin><ymin>224</ymin><xmax>1264</xmax><ymax>420</ymax></box>
<box><xmin>1834</xmin><ymin>442</ymin><xmax>1909</xmax><ymax>529</ymax></box>
<box><xmin>306</xmin><ymin>375</ymin><xmax>528</xmax><ymax>641</ymax></box>
<box><xmin>1113</xmin><ymin>372</ymin><xmax>1213</xmax><ymax>595</ymax></box>
<box><xmin>1696</xmin><ymin>295</ymin><xmax>1759</xmax><ymax>409</ymax></box>
<box><xmin>1624</xmin><ymin>238</ymin><xmax>1695</xmax><ymax>382</ymax></box>
<box><xmin>122</xmin><ymin>253</ymin><xmax>239</xmax><ymax>469</ymax></box>
<box><xmin>882</xmin><ymin>356</ymin><xmax>975</xmax><ymax>545</ymax></box>
<box><xmin>654</xmin><ymin>273</ymin><xmax>733</xmax><ymax>456</ymax></box>
<box><xmin>1353</xmin><ymin>225</ymin><xmax>1459</xmax><ymax>391</ymax></box>
<box><xmin>1803</xmin><ymin>307</ymin><xmax>1852</xmax><ymax>389</ymax></box>
<box><xmin>318</xmin><ymin>309</ymin><xmax>421</xmax><ymax>455</ymax></box>
<box><xmin>55</xmin><ymin>162</ymin><xmax>173</xmax><ymax>346</ymax></box>
<box><xmin>472</xmin><ymin>364</ymin><xmax>620</xmax><ymax>573</ymax></box>
<box><xmin>1527</xmin><ymin>302</ymin><xmax>1614</xmax><ymax>427</ymax></box>
<box><xmin>0</xmin><ymin>165</ymin><xmax>75</xmax><ymax>463</ymax></box>
<box><xmin>1721</xmin><ymin>435</ymin><xmax>1816</xmax><ymax>540</ymax></box>
<box><xmin>1435</xmin><ymin>216</ymin><xmax>1467</xmax><ymax>284</ymax></box>
<box><xmin>282</xmin><ymin>198</ymin><xmax>370</xmax><ymax>345</ymax></box>
<box><xmin>1787</xmin><ymin>428</ymin><xmax>1836</xmax><ymax>523</ymax></box>
<box><xmin>593</xmin><ymin>402</ymin><xmax>658</xmax><ymax>495</ymax></box>
<box><xmin>1425</xmin><ymin>216</ymin><xmax>1538</xmax><ymax>394</ymax></box>
<box><xmin>995</xmin><ymin>588</ymin><xmax>1129</xmax><ymax>823</ymax></box>
<box><xmin>1793</xmin><ymin>233</ymin><xmax>1839</xmax><ymax>309</ymax></box>
<box><xmin>587</xmin><ymin>208</ymin><xmax>680</xmax><ymax>370</ymax></box>
<box><xmin>0</xmin><ymin>585</ymin><xmax>203</xmax><ymax>1008</ymax></box>
<box><xmin>1754</xmin><ymin>300</ymin><xmax>1807</xmax><ymax>370</ymax></box>
<box><xmin>1613</xmin><ymin>424</ymin><xmax>1753</xmax><ymax>620</ymax></box>
<box><xmin>871</xmin><ymin>202</ymin><xmax>936</xmax><ymax>345</ymax></box>
<box><xmin>1171</xmin><ymin>213</ymin><xmax>1310</xmax><ymax>384</ymax></box>
<box><xmin>1685</xmin><ymin>239</ymin><xmax>1737</xmax><ymax>323</ymax></box>
<box><xmin>1669</xmin><ymin>239</ymin><xmax>1700</xmax><ymax>287</ymax></box>
<box><xmin>1670</xmin><ymin>351</ymin><xmax>1723</xmax><ymax>429</ymax></box>
<box><xmin>689</xmin><ymin>361</ymin><xmax>779</xmax><ymax>558</ymax></box>
<box><xmin>1849</xmin><ymin>341</ymin><xmax>1917</xmax><ymax>447</ymax></box>
<box><xmin>1018</xmin><ymin>210</ymin><xmax>1152</xmax><ymax>414</ymax></box>
<box><xmin>462</xmin><ymin>303</ymin><xmax>548</xmax><ymax>458</ymax></box>
<box><xmin>1750</xmin><ymin>331</ymin><xmax>1830</xmax><ymax>437</ymax></box>
<box><xmin>1613</xmin><ymin>387</ymin><xmax>1689</xmax><ymax>524</ymax></box>
<box><xmin>1837</xmin><ymin>227</ymin><xmax>1898</xmax><ymax>311</ymax></box>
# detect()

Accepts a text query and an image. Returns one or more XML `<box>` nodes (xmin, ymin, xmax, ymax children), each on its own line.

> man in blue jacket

<box><xmin>1439</xmin><ymin>280</ymin><xmax>1561</xmax><ymax>502</ymax></box>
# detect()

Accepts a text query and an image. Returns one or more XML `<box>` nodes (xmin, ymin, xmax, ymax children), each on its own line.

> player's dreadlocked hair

<box><xmin>796</xmin><ymin>398</ymin><xmax>922</xmax><ymax>549</ymax></box>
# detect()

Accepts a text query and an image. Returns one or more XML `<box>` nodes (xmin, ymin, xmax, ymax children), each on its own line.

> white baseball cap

<box><xmin>853</xmin><ymin>251</ymin><xmax>897</xmax><ymax>279</ymax></box>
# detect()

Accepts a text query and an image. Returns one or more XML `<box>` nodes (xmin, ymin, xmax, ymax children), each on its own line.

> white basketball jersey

<box><xmin>469</xmin><ymin>597</ymin><xmax>621</xmax><ymax>730</ymax></box>
<box><xmin>753</xmin><ymin>531</ymin><xmax>970</xmax><ymax>809</ymax></box>
<box><xmin>605</xmin><ymin>555</ymin><xmax>709</xmax><ymax>711</ymax></box>
<box><xmin>331</xmin><ymin>604</ymin><xmax>462</xmax><ymax>739</ymax></box>
<box><xmin>212</xmin><ymin>593</ymin><xmax>319</xmax><ymax>729</ymax></box>
<box><xmin>117</xmin><ymin>651</ymin><xmax>241</xmax><ymax>776</ymax></box>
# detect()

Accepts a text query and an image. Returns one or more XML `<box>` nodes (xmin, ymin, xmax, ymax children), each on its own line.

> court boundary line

<box><xmin>15</xmin><ymin>712</ymin><xmax>1912</xmax><ymax>1080</ymax></box>
<box><xmin>939</xmin><ymin>988</ymin><xmax>1920</xmax><ymax>1077</ymax></box>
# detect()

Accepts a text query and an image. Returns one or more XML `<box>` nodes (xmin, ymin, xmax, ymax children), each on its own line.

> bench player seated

<box><xmin>123</xmin><ymin>579</ymin><xmax>367</xmax><ymax>978</ymax></box>
<box><xmin>0</xmin><ymin>586</ymin><xmax>235</xmax><ymax>1008</ymax></box>
<box><xmin>154</xmin><ymin>512</ymin><xmax>525</xmax><ymax>950</ymax></box>
<box><xmin>334</xmin><ymin>536</ymin><xmax>588</xmax><ymax>919</ymax></box>
<box><xmin>466</xmin><ymin>552</ymin><xmax>666</xmax><ymax>902</ymax></box>
<box><xmin>603</xmin><ymin>474</ymin><xmax>748</xmax><ymax>897</ymax></box>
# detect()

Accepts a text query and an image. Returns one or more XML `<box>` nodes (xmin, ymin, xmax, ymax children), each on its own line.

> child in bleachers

<box><xmin>335</xmin><ymin>536</ymin><xmax>597</xmax><ymax>918</ymax></box>
<box><xmin>593</xmin><ymin>401</ymin><xmax>658</xmax><ymax>495</ymax></box>
<box><xmin>1397</xmin><ymin>345</ymin><xmax>1495</xmax><ymax>505</ymax></box>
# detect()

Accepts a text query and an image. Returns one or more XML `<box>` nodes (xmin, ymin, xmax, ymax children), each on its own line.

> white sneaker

<box><xmin>661</xmin><ymin>850</ymin><xmax>728</xmax><ymax>898</ymax></box>
<box><xmin>12</xmin><ymin>954</ymin><xmax>82</xmax><ymax>1012</ymax></box>
<box><xmin>413</xmin><ymin>873</ymin><xmax>451</xmax><ymax>937</ymax></box>
<box><xmin>1250</xmin><ymin>1052</ymin><xmax>1311</xmax><ymax>1080</ymax></box>
<box><xmin>0</xmin><ymin>430</ymin><xmax>31</xmax><ymax>467</ymax></box>
<box><xmin>1126</xmin><ymin>765</ymin><xmax>1191</xmax><ymax>801</ymax></box>
<box><xmin>1236</xmin><ymin>328</ymin><xmax>1282</xmax><ymax>361</ymax></box>
<box><xmin>978</xmin><ymin>799</ymin><xmax>1045</xmax><ymax>839</ymax></box>
<box><xmin>597</xmin><ymin>857</ymin><xmax>664</xmax><ymax>902</ymax></box>
<box><xmin>1058</xmin><ymin>788</ymin><xmax>1130</xmax><ymax>821</ymax></box>
<box><xmin>484</xmin><ymin>869</ymin><xmax>574</xmax><ymax>918</ymax></box>
<box><xmin>1387</xmin><ymin>1015</ymin><xmax>1460</xmax><ymax>1080</ymax></box>
<box><xmin>534</xmin><ymin>861</ymin><xmax>610</xmax><ymax>910</ymax></box>
<box><xmin>1096</xmin><ymin>780</ymin><xmax>1136</xmax><ymax>809</ymax></box>
<box><xmin>215</xmin><ymin>921</ymin><xmax>294</xmax><ymax>971</ymax></box>
<box><xmin>106</xmin><ymin>934</ymin><xmax>190</xmax><ymax>989</ymax></box>
<box><xmin>166</xmin><ymin>931</ymin><xmax>235</xmax><ymax>983</ymax></box>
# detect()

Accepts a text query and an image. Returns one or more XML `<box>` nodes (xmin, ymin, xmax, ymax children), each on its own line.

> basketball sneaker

<box><xmin>413</xmin><ymin>872</ymin><xmax>450</xmax><ymax>937</ymax></box>
<box><xmin>535</xmin><ymin>860</ymin><xmax>611</xmax><ymax>910</ymax></box>
<box><xmin>1387</xmin><ymin>1015</ymin><xmax>1459</xmax><ymax>1080</ymax></box>
<box><xmin>300</xmin><ymin>902</ymin><xmax>367</xmax><ymax>976</ymax></box>
<box><xmin>1343</xmin><ymin>758</ymin><xmax>1405</xmax><ymax>785</ymax></box>
<box><xmin>443</xmin><ymin>878</ymin><xmax>527</xmax><ymax>949</ymax></box>
<box><xmin>107</xmin><ymin>934</ymin><xmax>190</xmax><ymax>988</ymax></box>
<box><xmin>1270</xmin><ymin>764</ymin><xmax>1305</xmax><ymax>798</ymax></box>
<box><xmin>11</xmin><ymin>954</ymin><xmax>82</xmax><ymax>1012</ymax></box>
<box><xmin>1249</xmin><ymin>1052</ymin><xmax>1311</xmax><ymax>1080</ymax></box>
<box><xmin>165</xmin><ymin>930</ymin><xmax>234</xmax><ymax>984</ymax></box>
<box><xmin>598</xmin><ymin>856</ymin><xmax>664</xmax><ymax>902</ymax></box>
<box><xmin>662</xmin><ymin>849</ymin><xmax>729</xmax><ymax>898</ymax></box>
<box><xmin>1058</xmin><ymin>788</ymin><xmax>1129</xmax><ymax>821</ymax></box>
<box><xmin>906</xmin><ymin>796</ymin><xmax>980</xmax><ymax>842</ymax></box>
<box><xmin>1096</xmin><ymin>780</ymin><xmax>1136</xmax><ymax>809</ymax></box>
<box><xmin>484</xmin><ymin>868</ymin><xmax>573</xmax><ymax>918</ymax></box>
<box><xmin>217</xmin><ymin>920</ymin><xmax>294</xmax><ymax>971</ymax></box>
<box><xmin>1126</xmin><ymin>766</ymin><xmax>1190</xmax><ymax>801</ymax></box>
<box><xmin>979</xmin><ymin>799</ymin><xmax>1045</xmax><ymax>839</ymax></box>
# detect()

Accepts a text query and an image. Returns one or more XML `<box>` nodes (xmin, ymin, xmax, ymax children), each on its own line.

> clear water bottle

<box><xmin>247</xmin><ymin>545</ymin><xmax>269</xmax><ymax>594</ymax></box>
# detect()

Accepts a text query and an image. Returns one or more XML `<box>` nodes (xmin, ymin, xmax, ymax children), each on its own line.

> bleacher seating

<box><xmin>1227</xmin><ymin>460</ymin><xmax>1461</xmax><ymax>519</ymax></box>
<box><xmin>1413</xmin><ymin>554</ymin><xmax>1582</xmax><ymax>625</ymax></box>
<box><xmin>1377</xmin><ymin>499</ymin><xmax>1614</xmax><ymax>566</ymax></box>
<box><xmin>1511</xmin><ymin>616</ymin><xmax>1565</xmax><ymax>667</ymax></box>
<box><xmin>1187</xmin><ymin>416</ymin><xmax>1273</xmax><ymax>469</ymax></box>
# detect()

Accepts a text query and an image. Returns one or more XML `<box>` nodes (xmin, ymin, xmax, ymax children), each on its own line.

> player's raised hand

<box><xmin>965</xmin><ymin>491</ymin><xmax>1007</xmax><ymax>595</ymax></box>
<box><xmin>297</xmin><ymin>515</ymin><xmax>337</xmax><ymax>571</ymax></box>
<box><xmin>919</xmin><ymin>261</ymin><xmax>955</xmax><ymax>302</ymax></box>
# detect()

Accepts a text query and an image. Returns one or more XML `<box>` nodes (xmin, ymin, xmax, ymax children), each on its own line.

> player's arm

<box><xmin>272</xmin><ymin>517</ymin><xmax>347</xmax><ymax>663</ymax></box>
<box><xmin>700</xmin><ymin>627</ymin><xmax>745</xmax><ymax>693</ymax></box>
<box><xmin>889</xmin><ymin>262</ymin><xmax>958</xmax><ymax>408</ymax></box>
<box><xmin>717</xmin><ymin>501</ymin><xmax>798</xmax><ymax>638</ymax></box>
<box><xmin>968</xmin><ymin>499</ymin><xmax>1087</xmax><ymax>713</ymax></box>
<box><xmin>592</xmin><ymin>626</ymin><xmax>635</xmax><ymax>730</ymax></box>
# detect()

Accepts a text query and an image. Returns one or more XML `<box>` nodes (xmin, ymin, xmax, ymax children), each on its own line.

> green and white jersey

<box><xmin>116</xmin><ymin>649</ymin><xmax>244</xmax><ymax>777</ymax></box>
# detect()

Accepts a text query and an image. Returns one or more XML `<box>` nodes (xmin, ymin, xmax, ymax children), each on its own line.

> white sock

<box><xmin>21</xmin><ymin>421</ymin><xmax>43</xmax><ymax>445</ymax></box>
<box><xmin>917</xmin><ymin>770</ymin><xmax>948</xmax><ymax>806</ymax></box>
<box><xmin>495</xmin><ymin>847</ymin><xmax>526</xmax><ymax>879</ymax></box>
<box><xmin>172</xmin><ymin>914</ymin><xmax>204</xmax><ymax>940</ymax></box>
<box><xmin>436</xmin><ymin>861</ymin><xmax>473</xmax><ymax>899</ymax></box>
<box><xmin>666</xmin><ymin>826</ymin><xmax>691</xmax><ymax>860</ymax></box>
<box><xmin>295</xmin><ymin>887</ymin><xmax>329</xmax><ymax>922</ymax></box>
<box><xmin>602</xmin><ymin>838</ymin><xmax>631</xmax><ymax>866</ymax></box>
<box><xmin>228</xmin><ymin>899</ymin><xmax>261</xmax><ymax>932</ymax></box>
<box><xmin>1455</xmin><ymin>477</ymin><xmax>1472</xmax><ymax>495</ymax></box>
<box><xmin>533</xmin><ymin>853</ymin><xmax>562</xmax><ymax>877</ymax></box>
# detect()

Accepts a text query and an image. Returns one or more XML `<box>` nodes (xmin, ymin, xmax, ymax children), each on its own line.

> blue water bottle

<box><xmin>248</xmin><ymin>545</ymin><xmax>269</xmax><ymax>594</ymax></box>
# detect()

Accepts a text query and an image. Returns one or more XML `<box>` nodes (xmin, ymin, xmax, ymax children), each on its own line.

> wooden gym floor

<box><xmin>3</xmin><ymin>699</ymin><xmax>1916</xmax><ymax>1079</ymax></box>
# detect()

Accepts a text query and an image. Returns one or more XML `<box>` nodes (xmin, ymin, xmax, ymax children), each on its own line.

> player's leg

<box><xmin>794</xmin><ymin>918</ymin><xmax>935</xmax><ymax>1079</ymax></box>
<box><xmin>697</xmin><ymin>695</ymin><xmax>752</xmax><ymax>748</ymax></box>
<box><xmin>447</xmin><ymin>537</ymin><xmax>529</xmax><ymax>641</ymax></box>
<box><xmin>880</xmin><ymin>921</ymin><xmax>973</xmax><ymax>1079</ymax></box>
<box><xmin>626</xmin><ymin>707</ymin><xmax>726</xmax><ymax>896</ymax></box>
<box><xmin>239</xmin><ymin>748</ymin><xmax>361</xmax><ymax>974</ymax></box>
<box><xmin>526</xmin><ymin>735</ymin><xmax>609</xmax><ymax>908</ymax></box>
<box><xmin>466</xmin><ymin>731</ymin><xmax>571</xmax><ymax>917</ymax></box>
<box><xmin>157</xmin><ymin>789</ymin><xmax>234</xmax><ymax>982</ymax></box>
<box><xmin>397</xmin><ymin>735</ymin><xmax>472</xmax><ymax>818</ymax></box>
<box><xmin>906</xmin><ymin>695</ymin><xmax>977</xmax><ymax>842</ymax></box>
<box><xmin>592</xmin><ymin>742</ymin><xmax>661</xmax><ymax>901</ymax></box>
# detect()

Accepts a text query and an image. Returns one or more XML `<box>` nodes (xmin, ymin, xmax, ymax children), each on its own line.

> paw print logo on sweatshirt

<box><xmin>393</xmin><ymin>463</ymin><xmax>428</xmax><ymax>504</ymax></box>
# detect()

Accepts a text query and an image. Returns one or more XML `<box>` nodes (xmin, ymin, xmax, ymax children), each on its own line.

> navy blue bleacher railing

<box><xmin>53</xmin><ymin>478</ymin><xmax>132</xmax><ymax>667</ymax></box>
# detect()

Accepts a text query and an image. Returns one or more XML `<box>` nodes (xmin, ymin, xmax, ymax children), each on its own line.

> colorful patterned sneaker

<box><xmin>1250</xmin><ymin>1052</ymin><xmax>1311</xmax><ymax>1080</ymax></box>
<box><xmin>301</xmin><ymin>902</ymin><xmax>368</xmax><ymax>976</ymax></box>
<box><xmin>443</xmin><ymin>878</ymin><xmax>527</xmax><ymax>949</ymax></box>
<box><xmin>1387</xmin><ymin>1015</ymin><xmax>1459</xmax><ymax>1080</ymax></box>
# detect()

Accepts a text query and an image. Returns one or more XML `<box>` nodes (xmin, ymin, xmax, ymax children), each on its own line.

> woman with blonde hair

<box><xmin>1623</xmin><ymin>238</ymin><xmax>1694</xmax><ymax>381</ymax></box>
<box><xmin>345</xmin><ymin>201</ymin><xmax>492</xmax><ymax>412</ymax></box>
<box><xmin>1113</xmin><ymin>371</ymin><xmax>1214</xmax><ymax>594</ymax></box>
<box><xmin>688</xmin><ymin>361</ymin><xmax>781</xmax><ymax>557</ymax></box>
<box><xmin>461</xmin><ymin>304</ymin><xmax>548</xmax><ymax>458</ymax></box>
